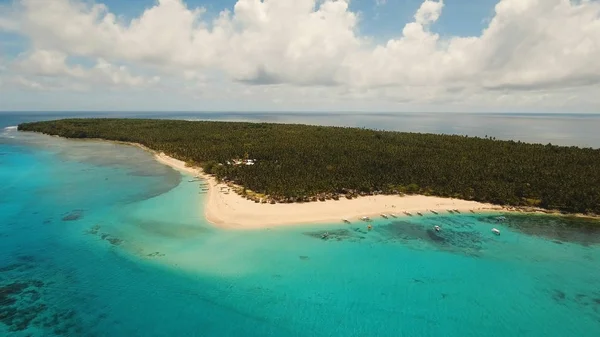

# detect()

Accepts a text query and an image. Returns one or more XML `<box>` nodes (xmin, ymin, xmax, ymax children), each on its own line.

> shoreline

<box><xmin>16</xmin><ymin>130</ymin><xmax>598</xmax><ymax>229</ymax></box>
<box><xmin>151</xmin><ymin>150</ymin><xmax>600</xmax><ymax>228</ymax></box>
<box><xmin>150</xmin><ymin>149</ymin><xmax>504</xmax><ymax>229</ymax></box>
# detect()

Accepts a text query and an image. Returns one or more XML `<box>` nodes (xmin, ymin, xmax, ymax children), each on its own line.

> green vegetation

<box><xmin>18</xmin><ymin>118</ymin><xmax>600</xmax><ymax>214</ymax></box>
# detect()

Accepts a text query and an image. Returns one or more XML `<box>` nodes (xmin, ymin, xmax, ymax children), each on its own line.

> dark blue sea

<box><xmin>2</xmin><ymin>111</ymin><xmax>600</xmax><ymax>148</ymax></box>
<box><xmin>1</xmin><ymin>112</ymin><xmax>600</xmax><ymax>336</ymax></box>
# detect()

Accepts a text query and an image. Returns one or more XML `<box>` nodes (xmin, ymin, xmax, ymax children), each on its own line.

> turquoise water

<box><xmin>2</xmin><ymin>125</ymin><xmax>600</xmax><ymax>336</ymax></box>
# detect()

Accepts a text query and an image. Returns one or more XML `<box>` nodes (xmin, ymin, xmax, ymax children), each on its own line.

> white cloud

<box><xmin>10</xmin><ymin>49</ymin><xmax>159</xmax><ymax>89</ymax></box>
<box><xmin>12</xmin><ymin>75</ymin><xmax>44</xmax><ymax>90</ymax></box>
<box><xmin>375</xmin><ymin>0</ymin><xmax>387</xmax><ymax>6</ymax></box>
<box><xmin>414</xmin><ymin>0</ymin><xmax>444</xmax><ymax>25</ymax></box>
<box><xmin>2</xmin><ymin>0</ymin><xmax>600</xmax><ymax>111</ymax></box>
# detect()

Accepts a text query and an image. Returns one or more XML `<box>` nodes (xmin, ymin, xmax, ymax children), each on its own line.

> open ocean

<box><xmin>1</xmin><ymin>112</ymin><xmax>600</xmax><ymax>336</ymax></box>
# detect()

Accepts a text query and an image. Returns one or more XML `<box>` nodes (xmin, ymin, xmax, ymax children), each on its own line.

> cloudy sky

<box><xmin>0</xmin><ymin>0</ymin><xmax>599</xmax><ymax>112</ymax></box>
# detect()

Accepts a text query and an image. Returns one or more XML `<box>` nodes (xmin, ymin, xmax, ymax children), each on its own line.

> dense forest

<box><xmin>18</xmin><ymin>118</ymin><xmax>600</xmax><ymax>214</ymax></box>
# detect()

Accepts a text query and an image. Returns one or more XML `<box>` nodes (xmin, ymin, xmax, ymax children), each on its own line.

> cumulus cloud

<box><xmin>2</xmin><ymin>0</ymin><xmax>600</xmax><ymax>110</ymax></box>
<box><xmin>12</xmin><ymin>49</ymin><xmax>159</xmax><ymax>89</ymax></box>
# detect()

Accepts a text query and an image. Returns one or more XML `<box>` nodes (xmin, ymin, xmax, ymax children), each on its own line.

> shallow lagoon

<box><xmin>1</xmin><ymin>127</ymin><xmax>600</xmax><ymax>336</ymax></box>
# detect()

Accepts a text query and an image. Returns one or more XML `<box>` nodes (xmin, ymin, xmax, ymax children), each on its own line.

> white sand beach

<box><xmin>154</xmin><ymin>152</ymin><xmax>498</xmax><ymax>229</ymax></box>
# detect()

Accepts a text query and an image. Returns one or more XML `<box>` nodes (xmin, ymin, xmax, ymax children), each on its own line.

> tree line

<box><xmin>18</xmin><ymin>118</ymin><xmax>600</xmax><ymax>214</ymax></box>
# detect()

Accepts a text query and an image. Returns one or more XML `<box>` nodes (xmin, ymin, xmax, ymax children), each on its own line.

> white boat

<box><xmin>434</xmin><ymin>225</ymin><xmax>441</xmax><ymax>232</ymax></box>
<box><xmin>381</xmin><ymin>214</ymin><xmax>389</xmax><ymax>219</ymax></box>
<box><xmin>430</xmin><ymin>210</ymin><xmax>438</xmax><ymax>215</ymax></box>
<box><xmin>417</xmin><ymin>212</ymin><xmax>423</xmax><ymax>216</ymax></box>
<box><xmin>403</xmin><ymin>211</ymin><xmax>412</xmax><ymax>216</ymax></box>
<box><xmin>360</xmin><ymin>216</ymin><xmax>371</xmax><ymax>221</ymax></box>
<box><xmin>390</xmin><ymin>214</ymin><xmax>398</xmax><ymax>218</ymax></box>
<box><xmin>492</xmin><ymin>228</ymin><xmax>501</xmax><ymax>235</ymax></box>
<box><xmin>453</xmin><ymin>209</ymin><xmax>460</xmax><ymax>213</ymax></box>
<box><xmin>343</xmin><ymin>218</ymin><xmax>351</xmax><ymax>223</ymax></box>
<box><xmin>447</xmin><ymin>209</ymin><xmax>454</xmax><ymax>213</ymax></box>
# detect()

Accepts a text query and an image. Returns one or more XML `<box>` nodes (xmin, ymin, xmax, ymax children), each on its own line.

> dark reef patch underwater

<box><xmin>61</xmin><ymin>210</ymin><xmax>84</xmax><ymax>222</ymax></box>
<box><xmin>478</xmin><ymin>213</ymin><xmax>600</xmax><ymax>245</ymax></box>
<box><xmin>0</xmin><ymin>256</ymin><xmax>87</xmax><ymax>335</ymax></box>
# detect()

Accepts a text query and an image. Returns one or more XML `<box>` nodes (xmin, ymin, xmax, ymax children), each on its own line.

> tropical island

<box><xmin>18</xmin><ymin>119</ymin><xmax>600</xmax><ymax>224</ymax></box>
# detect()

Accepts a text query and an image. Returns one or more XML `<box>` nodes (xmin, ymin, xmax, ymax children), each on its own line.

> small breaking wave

<box><xmin>1</xmin><ymin>126</ymin><xmax>18</xmax><ymax>139</ymax></box>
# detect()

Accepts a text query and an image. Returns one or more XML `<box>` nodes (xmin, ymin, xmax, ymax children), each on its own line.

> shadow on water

<box><xmin>479</xmin><ymin>214</ymin><xmax>600</xmax><ymax>245</ymax></box>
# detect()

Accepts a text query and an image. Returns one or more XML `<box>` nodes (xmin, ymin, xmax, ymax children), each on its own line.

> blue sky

<box><xmin>22</xmin><ymin>0</ymin><xmax>497</xmax><ymax>41</ymax></box>
<box><xmin>0</xmin><ymin>0</ymin><xmax>498</xmax><ymax>60</ymax></box>
<box><xmin>0</xmin><ymin>0</ymin><xmax>599</xmax><ymax>112</ymax></box>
